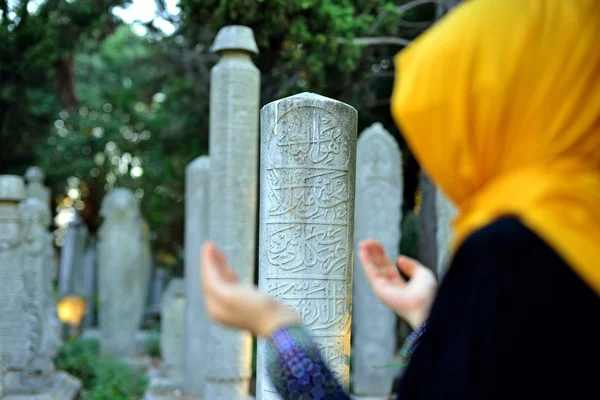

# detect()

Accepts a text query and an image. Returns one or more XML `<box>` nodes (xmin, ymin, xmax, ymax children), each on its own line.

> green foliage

<box><xmin>54</xmin><ymin>338</ymin><xmax>100</xmax><ymax>388</ymax></box>
<box><xmin>3</xmin><ymin>0</ymin><xmax>439</xmax><ymax>271</ymax></box>
<box><xmin>144</xmin><ymin>331</ymin><xmax>161</xmax><ymax>358</ymax></box>
<box><xmin>54</xmin><ymin>337</ymin><xmax>147</xmax><ymax>400</ymax></box>
<box><xmin>400</xmin><ymin>210</ymin><xmax>419</xmax><ymax>259</ymax></box>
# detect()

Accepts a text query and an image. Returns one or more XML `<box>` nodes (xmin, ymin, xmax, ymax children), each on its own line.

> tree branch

<box><xmin>338</xmin><ymin>36</ymin><xmax>412</xmax><ymax>47</ymax></box>
<box><xmin>368</xmin><ymin>0</ymin><xmax>443</xmax><ymax>34</ymax></box>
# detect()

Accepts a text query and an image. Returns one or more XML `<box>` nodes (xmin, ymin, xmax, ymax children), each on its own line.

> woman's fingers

<box><xmin>396</xmin><ymin>256</ymin><xmax>420</xmax><ymax>277</ymax></box>
<box><xmin>202</xmin><ymin>241</ymin><xmax>238</xmax><ymax>283</ymax></box>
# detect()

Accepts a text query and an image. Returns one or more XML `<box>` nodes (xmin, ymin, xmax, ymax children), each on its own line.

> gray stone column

<box><xmin>351</xmin><ymin>123</ymin><xmax>402</xmax><ymax>397</ymax></box>
<box><xmin>20</xmin><ymin>198</ymin><xmax>60</xmax><ymax>375</ymax></box>
<box><xmin>417</xmin><ymin>173</ymin><xmax>438</xmax><ymax>273</ymax></box>
<box><xmin>98</xmin><ymin>188</ymin><xmax>151</xmax><ymax>357</ymax></box>
<box><xmin>256</xmin><ymin>93</ymin><xmax>358</xmax><ymax>399</ymax></box>
<box><xmin>81</xmin><ymin>238</ymin><xmax>97</xmax><ymax>330</ymax></box>
<box><xmin>23</xmin><ymin>167</ymin><xmax>61</xmax><ymax>374</ymax></box>
<box><xmin>205</xmin><ymin>25</ymin><xmax>260</xmax><ymax>400</ymax></box>
<box><xmin>161</xmin><ymin>278</ymin><xmax>185</xmax><ymax>373</ymax></box>
<box><xmin>435</xmin><ymin>190</ymin><xmax>457</xmax><ymax>280</ymax></box>
<box><xmin>184</xmin><ymin>156</ymin><xmax>210</xmax><ymax>396</ymax></box>
<box><xmin>0</xmin><ymin>176</ymin><xmax>40</xmax><ymax>393</ymax></box>
<box><xmin>24</xmin><ymin>167</ymin><xmax>51</xmax><ymax>208</ymax></box>
<box><xmin>58</xmin><ymin>212</ymin><xmax>88</xmax><ymax>298</ymax></box>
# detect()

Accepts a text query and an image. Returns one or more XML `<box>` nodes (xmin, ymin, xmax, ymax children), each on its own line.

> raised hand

<box><xmin>358</xmin><ymin>240</ymin><xmax>438</xmax><ymax>329</ymax></box>
<box><xmin>201</xmin><ymin>241</ymin><xmax>300</xmax><ymax>337</ymax></box>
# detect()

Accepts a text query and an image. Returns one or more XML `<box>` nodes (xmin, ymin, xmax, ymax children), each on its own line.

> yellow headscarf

<box><xmin>391</xmin><ymin>0</ymin><xmax>600</xmax><ymax>294</ymax></box>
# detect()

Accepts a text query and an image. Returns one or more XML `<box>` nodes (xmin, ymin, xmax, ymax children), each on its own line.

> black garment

<box><xmin>397</xmin><ymin>217</ymin><xmax>600</xmax><ymax>399</ymax></box>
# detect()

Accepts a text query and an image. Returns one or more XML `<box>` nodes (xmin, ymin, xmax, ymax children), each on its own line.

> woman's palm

<box><xmin>358</xmin><ymin>240</ymin><xmax>438</xmax><ymax>329</ymax></box>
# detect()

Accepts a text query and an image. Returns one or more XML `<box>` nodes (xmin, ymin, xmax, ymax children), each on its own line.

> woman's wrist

<box><xmin>256</xmin><ymin>300</ymin><xmax>301</xmax><ymax>338</ymax></box>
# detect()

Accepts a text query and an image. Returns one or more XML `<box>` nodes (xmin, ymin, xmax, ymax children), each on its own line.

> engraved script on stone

<box><xmin>0</xmin><ymin>176</ymin><xmax>40</xmax><ymax>393</ymax></box>
<box><xmin>20</xmin><ymin>198</ymin><xmax>58</xmax><ymax>374</ymax></box>
<box><xmin>257</xmin><ymin>93</ymin><xmax>357</xmax><ymax>399</ymax></box>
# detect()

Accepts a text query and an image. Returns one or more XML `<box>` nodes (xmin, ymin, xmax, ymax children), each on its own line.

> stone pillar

<box><xmin>256</xmin><ymin>93</ymin><xmax>358</xmax><ymax>399</ymax></box>
<box><xmin>24</xmin><ymin>167</ymin><xmax>51</xmax><ymax>208</ymax></box>
<box><xmin>81</xmin><ymin>238</ymin><xmax>97</xmax><ymax>330</ymax></box>
<box><xmin>20</xmin><ymin>198</ymin><xmax>60</xmax><ymax>375</ymax></box>
<box><xmin>22</xmin><ymin>167</ymin><xmax>61</xmax><ymax>374</ymax></box>
<box><xmin>435</xmin><ymin>190</ymin><xmax>457</xmax><ymax>280</ymax></box>
<box><xmin>0</xmin><ymin>176</ymin><xmax>41</xmax><ymax>393</ymax></box>
<box><xmin>417</xmin><ymin>173</ymin><xmax>438</xmax><ymax>273</ymax></box>
<box><xmin>98</xmin><ymin>188</ymin><xmax>151</xmax><ymax>357</ymax></box>
<box><xmin>205</xmin><ymin>25</ymin><xmax>260</xmax><ymax>400</ymax></box>
<box><xmin>161</xmin><ymin>278</ymin><xmax>185</xmax><ymax>373</ymax></box>
<box><xmin>351</xmin><ymin>123</ymin><xmax>402</xmax><ymax>398</ymax></box>
<box><xmin>58</xmin><ymin>212</ymin><xmax>88</xmax><ymax>298</ymax></box>
<box><xmin>147</xmin><ymin>267</ymin><xmax>170</xmax><ymax>318</ymax></box>
<box><xmin>184</xmin><ymin>156</ymin><xmax>210</xmax><ymax>396</ymax></box>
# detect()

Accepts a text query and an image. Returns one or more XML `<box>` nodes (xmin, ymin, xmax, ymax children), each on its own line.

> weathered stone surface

<box><xmin>98</xmin><ymin>188</ymin><xmax>152</xmax><ymax>357</ymax></box>
<box><xmin>205</xmin><ymin>25</ymin><xmax>260</xmax><ymax>400</ymax></box>
<box><xmin>210</xmin><ymin>25</ymin><xmax>259</xmax><ymax>54</ymax></box>
<box><xmin>351</xmin><ymin>123</ymin><xmax>401</xmax><ymax>396</ymax></box>
<box><xmin>147</xmin><ymin>267</ymin><xmax>170</xmax><ymax>317</ymax></box>
<box><xmin>0</xmin><ymin>175</ymin><xmax>41</xmax><ymax>393</ymax></box>
<box><xmin>417</xmin><ymin>173</ymin><xmax>438</xmax><ymax>273</ymax></box>
<box><xmin>81</xmin><ymin>238</ymin><xmax>97</xmax><ymax>330</ymax></box>
<box><xmin>161</xmin><ymin>278</ymin><xmax>185</xmax><ymax>371</ymax></box>
<box><xmin>184</xmin><ymin>156</ymin><xmax>210</xmax><ymax>396</ymax></box>
<box><xmin>256</xmin><ymin>93</ymin><xmax>358</xmax><ymax>399</ymax></box>
<box><xmin>3</xmin><ymin>371</ymin><xmax>81</xmax><ymax>400</ymax></box>
<box><xmin>19</xmin><ymin>198</ymin><xmax>60</xmax><ymax>375</ymax></box>
<box><xmin>58</xmin><ymin>212</ymin><xmax>88</xmax><ymax>298</ymax></box>
<box><xmin>435</xmin><ymin>189</ymin><xmax>457</xmax><ymax>280</ymax></box>
<box><xmin>24</xmin><ymin>167</ymin><xmax>51</xmax><ymax>208</ymax></box>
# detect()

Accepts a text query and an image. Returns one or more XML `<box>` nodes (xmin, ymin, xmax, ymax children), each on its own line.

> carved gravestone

<box><xmin>184</xmin><ymin>156</ymin><xmax>210</xmax><ymax>396</ymax></box>
<box><xmin>58</xmin><ymin>212</ymin><xmax>88</xmax><ymax>298</ymax></box>
<box><xmin>435</xmin><ymin>190</ymin><xmax>457</xmax><ymax>280</ymax></box>
<box><xmin>205</xmin><ymin>25</ymin><xmax>260</xmax><ymax>400</ymax></box>
<box><xmin>160</xmin><ymin>278</ymin><xmax>185</xmax><ymax>372</ymax></box>
<box><xmin>256</xmin><ymin>93</ymin><xmax>358</xmax><ymax>399</ymax></box>
<box><xmin>0</xmin><ymin>176</ymin><xmax>41</xmax><ymax>393</ymax></box>
<box><xmin>418</xmin><ymin>173</ymin><xmax>438</xmax><ymax>273</ymax></box>
<box><xmin>20</xmin><ymin>198</ymin><xmax>60</xmax><ymax>375</ymax></box>
<box><xmin>352</xmin><ymin>123</ymin><xmax>402</xmax><ymax>398</ymax></box>
<box><xmin>98</xmin><ymin>188</ymin><xmax>151</xmax><ymax>357</ymax></box>
<box><xmin>24</xmin><ymin>167</ymin><xmax>51</xmax><ymax>208</ymax></box>
<box><xmin>81</xmin><ymin>238</ymin><xmax>97</xmax><ymax>330</ymax></box>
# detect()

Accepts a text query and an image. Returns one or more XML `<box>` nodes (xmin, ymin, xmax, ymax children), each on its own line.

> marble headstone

<box><xmin>352</xmin><ymin>123</ymin><xmax>402</xmax><ymax>397</ymax></box>
<box><xmin>24</xmin><ymin>167</ymin><xmax>51</xmax><ymax>208</ymax></box>
<box><xmin>0</xmin><ymin>176</ymin><xmax>41</xmax><ymax>393</ymax></box>
<box><xmin>19</xmin><ymin>198</ymin><xmax>61</xmax><ymax>375</ymax></box>
<box><xmin>160</xmin><ymin>278</ymin><xmax>185</xmax><ymax>371</ymax></box>
<box><xmin>417</xmin><ymin>173</ymin><xmax>438</xmax><ymax>273</ymax></box>
<box><xmin>205</xmin><ymin>25</ymin><xmax>260</xmax><ymax>400</ymax></box>
<box><xmin>184</xmin><ymin>156</ymin><xmax>210</xmax><ymax>396</ymax></box>
<box><xmin>435</xmin><ymin>190</ymin><xmax>457</xmax><ymax>280</ymax></box>
<box><xmin>98</xmin><ymin>188</ymin><xmax>151</xmax><ymax>357</ymax></box>
<box><xmin>81</xmin><ymin>238</ymin><xmax>97</xmax><ymax>329</ymax></box>
<box><xmin>256</xmin><ymin>93</ymin><xmax>358</xmax><ymax>399</ymax></box>
<box><xmin>58</xmin><ymin>212</ymin><xmax>88</xmax><ymax>297</ymax></box>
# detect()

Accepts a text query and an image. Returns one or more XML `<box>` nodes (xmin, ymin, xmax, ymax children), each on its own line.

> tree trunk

<box><xmin>55</xmin><ymin>56</ymin><xmax>78</xmax><ymax>110</ymax></box>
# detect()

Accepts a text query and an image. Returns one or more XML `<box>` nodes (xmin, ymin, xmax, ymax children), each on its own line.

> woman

<box><xmin>201</xmin><ymin>0</ymin><xmax>600</xmax><ymax>399</ymax></box>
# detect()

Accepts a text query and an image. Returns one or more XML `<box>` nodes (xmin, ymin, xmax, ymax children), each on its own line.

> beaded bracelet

<box><xmin>398</xmin><ymin>321</ymin><xmax>428</xmax><ymax>361</ymax></box>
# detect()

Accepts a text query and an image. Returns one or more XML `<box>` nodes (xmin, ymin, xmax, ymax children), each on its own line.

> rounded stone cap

<box><xmin>211</xmin><ymin>25</ymin><xmax>259</xmax><ymax>55</ymax></box>
<box><xmin>25</xmin><ymin>166</ymin><xmax>45</xmax><ymax>182</ymax></box>
<box><xmin>0</xmin><ymin>175</ymin><xmax>27</xmax><ymax>201</ymax></box>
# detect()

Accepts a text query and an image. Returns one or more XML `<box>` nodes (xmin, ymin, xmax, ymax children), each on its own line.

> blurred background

<box><xmin>0</xmin><ymin>0</ymin><xmax>450</xmax><ymax>274</ymax></box>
